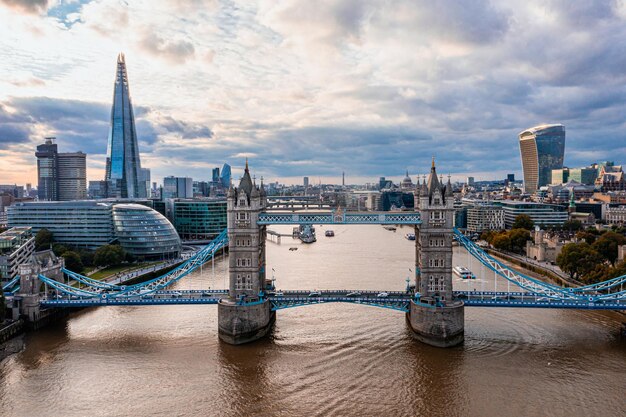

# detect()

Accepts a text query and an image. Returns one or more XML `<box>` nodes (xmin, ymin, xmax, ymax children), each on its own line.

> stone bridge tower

<box><xmin>407</xmin><ymin>158</ymin><xmax>464</xmax><ymax>347</ymax></box>
<box><xmin>218</xmin><ymin>161</ymin><xmax>274</xmax><ymax>344</ymax></box>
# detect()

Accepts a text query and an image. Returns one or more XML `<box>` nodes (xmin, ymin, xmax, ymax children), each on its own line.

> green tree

<box><xmin>94</xmin><ymin>245</ymin><xmax>126</xmax><ymax>267</ymax></box>
<box><xmin>63</xmin><ymin>251</ymin><xmax>84</xmax><ymax>273</ymax></box>
<box><xmin>52</xmin><ymin>243</ymin><xmax>69</xmax><ymax>257</ymax></box>
<box><xmin>508</xmin><ymin>228</ymin><xmax>531</xmax><ymax>254</ymax></box>
<box><xmin>492</xmin><ymin>234</ymin><xmax>511</xmax><ymax>252</ymax></box>
<box><xmin>562</xmin><ymin>219</ymin><xmax>582</xmax><ymax>232</ymax></box>
<box><xmin>78</xmin><ymin>250</ymin><xmax>94</xmax><ymax>267</ymax></box>
<box><xmin>576</xmin><ymin>231</ymin><xmax>597</xmax><ymax>244</ymax></box>
<box><xmin>35</xmin><ymin>228</ymin><xmax>54</xmax><ymax>250</ymax></box>
<box><xmin>557</xmin><ymin>243</ymin><xmax>603</xmax><ymax>280</ymax></box>
<box><xmin>592</xmin><ymin>231</ymin><xmax>626</xmax><ymax>266</ymax></box>
<box><xmin>512</xmin><ymin>214</ymin><xmax>534</xmax><ymax>230</ymax></box>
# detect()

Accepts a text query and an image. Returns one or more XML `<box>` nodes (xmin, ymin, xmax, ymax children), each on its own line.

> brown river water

<box><xmin>1</xmin><ymin>225</ymin><xmax>625</xmax><ymax>417</ymax></box>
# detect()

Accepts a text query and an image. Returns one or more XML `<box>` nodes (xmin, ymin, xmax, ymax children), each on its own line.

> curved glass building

<box><xmin>519</xmin><ymin>124</ymin><xmax>565</xmax><ymax>193</ymax></box>
<box><xmin>112</xmin><ymin>204</ymin><xmax>181</xmax><ymax>259</ymax></box>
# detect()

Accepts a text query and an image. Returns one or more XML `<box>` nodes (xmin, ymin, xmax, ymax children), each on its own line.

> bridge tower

<box><xmin>218</xmin><ymin>160</ymin><xmax>274</xmax><ymax>344</ymax></box>
<box><xmin>407</xmin><ymin>158</ymin><xmax>464</xmax><ymax>347</ymax></box>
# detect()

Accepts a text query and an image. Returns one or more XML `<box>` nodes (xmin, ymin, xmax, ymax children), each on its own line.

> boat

<box><xmin>325</xmin><ymin>230</ymin><xmax>335</xmax><ymax>237</ymax></box>
<box><xmin>299</xmin><ymin>225</ymin><xmax>317</xmax><ymax>244</ymax></box>
<box><xmin>453</xmin><ymin>266</ymin><xmax>476</xmax><ymax>279</ymax></box>
<box><xmin>405</xmin><ymin>233</ymin><xmax>415</xmax><ymax>240</ymax></box>
<box><xmin>289</xmin><ymin>247</ymin><xmax>298</xmax><ymax>251</ymax></box>
<box><xmin>383</xmin><ymin>226</ymin><xmax>397</xmax><ymax>231</ymax></box>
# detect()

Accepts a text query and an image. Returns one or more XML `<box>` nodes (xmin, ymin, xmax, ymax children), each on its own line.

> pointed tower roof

<box><xmin>259</xmin><ymin>177</ymin><xmax>266</xmax><ymax>197</ymax></box>
<box><xmin>421</xmin><ymin>175</ymin><xmax>428</xmax><ymax>194</ymax></box>
<box><xmin>426</xmin><ymin>157</ymin><xmax>441</xmax><ymax>195</ymax></box>
<box><xmin>446</xmin><ymin>175</ymin><xmax>453</xmax><ymax>197</ymax></box>
<box><xmin>238</xmin><ymin>159</ymin><xmax>253</xmax><ymax>195</ymax></box>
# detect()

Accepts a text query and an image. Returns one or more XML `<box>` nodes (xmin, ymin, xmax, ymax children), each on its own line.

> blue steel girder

<box><xmin>257</xmin><ymin>211</ymin><xmax>421</xmax><ymax>225</ymax></box>
<box><xmin>269</xmin><ymin>296</ymin><xmax>411</xmax><ymax>312</ymax></box>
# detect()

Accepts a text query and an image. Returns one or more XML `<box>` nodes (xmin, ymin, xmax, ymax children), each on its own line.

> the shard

<box><xmin>105</xmin><ymin>53</ymin><xmax>145</xmax><ymax>198</ymax></box>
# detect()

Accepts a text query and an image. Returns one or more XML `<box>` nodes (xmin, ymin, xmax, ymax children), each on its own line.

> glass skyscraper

<box><xmin>220</xmin><ymin>163</ymin><xmax>231</xmax><ymax>188</ymax></box>
<box><xmin>518</xmin><ymin>124</ymin><xmax>565</xmax><ymax>193</ymax></box>
<box><xmin>105</xmin><ymin>53</ymin><xmax>145</xmax><ymax>199</ymax></box>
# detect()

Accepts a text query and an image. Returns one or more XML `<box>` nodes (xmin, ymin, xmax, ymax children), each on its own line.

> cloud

<box><xmin>1</xmin><ymin>0</ymin><xmax>626</xmax><ymax>185</ymax></box>
<box><xmin>0</xmin><ymin>0</ymin><xmax>50</xmax><ymax>14</ymax></box>
<box><xmin>139</xmin><ymin>31</ymin><xmax>195</xmax><ymax>63</ymax></box>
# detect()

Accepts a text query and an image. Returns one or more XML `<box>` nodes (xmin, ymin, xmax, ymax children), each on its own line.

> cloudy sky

<box><xmin>1</xmin><ymin>0</ymin><xmax>625</xmax><ymax>186</ymax></box>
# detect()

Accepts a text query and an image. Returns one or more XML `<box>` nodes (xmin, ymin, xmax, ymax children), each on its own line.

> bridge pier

<box><xmin>406</xmin><ymin>300</ymin><xmax>464</xmax><ymax>348</ymax></box>
<box><xmin>218</xmin><ymin>299</ymin><xmax>275</xmax><ymax>345</ymax></box>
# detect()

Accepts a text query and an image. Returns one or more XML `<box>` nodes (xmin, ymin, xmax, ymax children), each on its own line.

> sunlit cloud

<box><xmin>0</xmin><ymin>0</ymin><xmax>625</xmax><ymax>186</ymax></box>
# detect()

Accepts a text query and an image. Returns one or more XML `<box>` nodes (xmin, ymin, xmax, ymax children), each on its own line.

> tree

<box><xmin>35</xmin><ymin>228</ymin><xmax>53</xmax><ymax>250</ymax></box>
<box><xmin>78</xmin><ymin>250</ymin><xmax>94</xmax><ymax>267</ymax></box>
<box><xmin>492</xmin><ymin>234</ymin><xmax>511</xmax><ymax>252</ymax></box>
<box><xmin>52</xmin><ymin>243</ymin><xmax>69</xmax><ymax>257</ymax></box>
<box><xmin>562</xmin><ymin>220</ymin><xmax>582</xmax><ymax>232</ymax></box>
<box><xmin>576</xmin><ymin>231</ymin><xmax>597</xmax><ymax>245</ymax></box>
<box><xmin>592</xmin><ymin>231</ymin><xmax>626</xmax><ymax>266</ymax></box>
<box><xmin>556</xmin><ymin>242</ymin><xmax>603</xmax><ymax>280</ymax></box>
<box><xmin>94</xmin><ymin>245</ymin><xmax>126</xmax><ymax>267</ymax></box>
<box><xmin>63</xmin><ymin>251</ymin><xmax>84</xmax><ymax>273</ymax></box>
<box><xmin>512</xmin><ymin>214</ymin><xmax>534</xmax><ymax>230</ymax></box>
<box><xmin>508</xmin><ymin>228</ymin><xmax>531</xmax><ymax>254</ymax></box>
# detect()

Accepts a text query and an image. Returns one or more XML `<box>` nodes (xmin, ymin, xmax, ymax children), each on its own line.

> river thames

<box><xmin>1</xmin><ymin>225</ymin><xmax>625</xmax><ymax>416</ymax></box>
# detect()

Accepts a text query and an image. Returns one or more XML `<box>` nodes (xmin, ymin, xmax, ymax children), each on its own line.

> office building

<box><xmin>212</xmin><ymin>167</ymin><xmax>220</xmax><ymax>184</ymax></box>
<box><xmin>163</xmin><ymin>176</ymin><xmax>193</xmax><ymax>199</ymax></box>
<box><xmin>35</xmin><ymin>138</ymin><xmax>87</xmax><ymax>201</ymax></box>
<box><xmin>36</xmin><ymin>137</ymin><xmax>58</xmax><ymax>201</ymax></box>
<box><xmin>551</xmin><ymin>167</ymin><xmax>597</xmax><ymax>185</ymax></box>
<box><xmin>0</xmin><ymin>227</ymin><xmax>35</xmax><ymax>284</ymax></box>
<box><xmin>172</xmin><ymin>199</ymin><xmax>227</xmax><ymax>241</ymax></box>
<box><xmin>507</xmin><ymin>174</ymin><xmax>515</xmax><ymax>183</ymax></box>
<box><xmin>466</xmin><ymin>204</ymin><xmax>504</xmax><ymax>233</ymax></box>
<box><xmin>57</xmin><ymin>152</ymin><xmax>87</xmax><ymax>200</ymax></box>
<box><xmin>7</xmin><ymin>201</ymin><xmax>115</xmax><ymax>249</ymax></box>
<box><xmin>519</xmin><ymin>124</ymin><xmax>565</xmax><ymax>193</ymax></box>
<box><xmin>500</xmin><ymin>201</ymin><xmax>568</xmax><ymax>228</ymax></box>
<box><xmin>595</xmin><ymin>164</ymin><xmax>625</xmax><ymax>192</ymax></box>
<box><xmin>105</xmin><ymin>54</ymin><xmax>146</xmax><ymax>199</ymax></box>
<box><xmin>112</xmin><ymin>204</ymin><xmax>181</xmax><ymax>259</ymax></box>
<box><xmin>7</xmin><ymin>201</ymin><xmax>180</xmax><ymax>259</ymax></box>
<box><xmin>303</xmin><ymin>177</ymin><xmax>309</xmax><ymax>188</ymax></box>
<box><xmin>88</xmin><ymin>180</ymin><xmax>108</xmax><ymax>199</ymax></box>
<box><xmin>606</xmin><ymin>205</ymin><xmax>626</xmax><ymax>225</ymax></box>
<box><xmin>467</xmin><ymin>177</ymin><xmax>475</xmax><ymax>186</ymax></box>
<box><xmin>220</xmin><ymin>163</ymin><xmax>231</xmax><ymax>188</ymax></box>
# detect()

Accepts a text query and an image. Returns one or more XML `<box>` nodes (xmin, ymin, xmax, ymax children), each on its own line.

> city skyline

<box><xmin>1</xmin><ymin>1</ymin><xmax>626</xmax><ymax>186</ymax></box>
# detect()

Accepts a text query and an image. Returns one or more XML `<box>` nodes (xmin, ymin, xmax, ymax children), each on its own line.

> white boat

<box><xmin>405</xmin><ymin>233</ymin><xmax>415</xmax><ymax>240</ymax></box>
<box><xmin>453</xmin><ymin>266</ymin><xmax>476</xmax><ymax>279</ymax></box>
<box><xmin>299</xmin><ymin>225</ymin><xmax>317</xmax><ymax>244</ymax></box>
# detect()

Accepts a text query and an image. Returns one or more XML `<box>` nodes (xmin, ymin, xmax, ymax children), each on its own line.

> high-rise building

<box><xmin>519</xmin><ymin>124</ymin><xmax>565</xmax><ymax>193</ymax></box>
<box><xmin>507</xmin><ymin>174</ymin><xmax>515</xmax><ymax>183</ymax></box>
<box><xmin>163</xmin><ymin>176</ymin><xmax>193</xmax><ymax>199</ymax></box>
<box><xmin>36</xmin><ymin>137</ymin><xmax>58</xmax><ymax>201</ymax></box>
<box><xmin>57</xmin><ymin>152</ymin><xmax>87</xmax><ymax>201</ymax></box>
<box><xmin>220</xmin><ymin>164</ymin><xmax>231</xmax><ymax>188</ymax></box>
<box><xmin>105</xmin><ymin>53</ymin><xmax>145</xmax><ymax>199</ymax></box>
<box><xmin>303</xmin><ymin>177</ymin><xmax>309</xmax><ymax>188</ymax></box>
<box><xmin>212</xmin><ymin>167</ymin><xmax>220</xmax><ymax>184</ymax></box>
<box><xmin>466</xmin><ymin>177</ymin><xmax>475</xmax><ymax>186</ymax></box>
<box><xmin>36</xmin><ymin>138</ymin><xmax>87</xmax><ymax>201</ymax></box>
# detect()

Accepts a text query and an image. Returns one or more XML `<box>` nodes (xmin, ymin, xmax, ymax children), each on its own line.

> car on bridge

<box><xmin>308</xmin><ymin>291</ymin><xmax>321</xmax><ymax>297</ymax></box>
<box><xmin>274</xmin><ymin>292</ymin><xmax>284</xmax><ymax>297</ymax></box>
<box><xmin>377</xmin><ymin>292</ymin><xmax>389</xmax><ymax>298</ymax></box>
<box><xmin>346</xmin><ymin>291</ymin><xmax>361</xmax><ymax>297</ymax></box>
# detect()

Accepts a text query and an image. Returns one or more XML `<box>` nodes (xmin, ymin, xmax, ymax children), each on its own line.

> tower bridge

<box><xmin>7</xmin><ymin>160</ymin><xmax>626</xmax><ymax>348</ymax></box>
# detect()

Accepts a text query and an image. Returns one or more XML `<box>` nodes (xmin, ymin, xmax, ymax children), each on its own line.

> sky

<box><xmin>0</xmin><ymin>0</ymin><xmax>625</xmax><ymax>186</ymax></box>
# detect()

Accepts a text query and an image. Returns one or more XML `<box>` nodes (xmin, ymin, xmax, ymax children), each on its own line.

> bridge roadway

<box><xmin>39</xmin><ymin>289</ymin><xmax>626</xmax><ymax>310</ymax></box>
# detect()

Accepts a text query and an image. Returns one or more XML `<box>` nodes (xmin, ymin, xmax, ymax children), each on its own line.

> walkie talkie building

<box><xmin>518</xmin><ymin>124</ymin><xmax>565</xmax><ymax>193</ymax></box>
